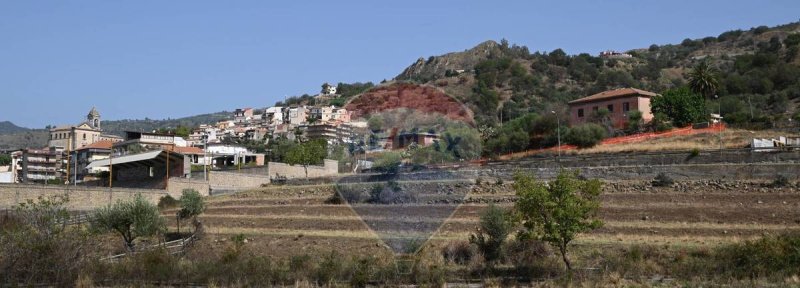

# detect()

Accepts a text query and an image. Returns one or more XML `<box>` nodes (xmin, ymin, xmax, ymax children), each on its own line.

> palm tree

<box><xmin>688</xmin><ymin>61</ymin><xmax>720</xmax><ymax>98</ymax></box>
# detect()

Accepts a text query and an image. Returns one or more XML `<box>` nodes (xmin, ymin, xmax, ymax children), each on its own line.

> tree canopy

<box><xmin>688</xmin><ymin>62</ymin><xmax>720</xmax><ymax>98</ymax></box>
<box><xmin>651</xmin><ymin>87</ymin><xmax>708</xmax><ymax>127</ymax></box>
<box><xmin>286</xmin><ymin>139</ymin><xmax>328</xmax><ymax>179</ymax></box>
<box><xmin>514</xmin><ymin>170</ymin><xmax>603</xmax><ymax>272</ymax></box>
<box><xmin>91</xmin><ymin>194</ymin><xmax>165</xmax><ymax>252</ymax></box>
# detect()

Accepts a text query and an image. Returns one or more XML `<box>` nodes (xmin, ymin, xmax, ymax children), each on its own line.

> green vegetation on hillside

<box><xmin>399</xmin><ymin>22</ymin><xmax>800</xmax><ymax>132</ymax></box>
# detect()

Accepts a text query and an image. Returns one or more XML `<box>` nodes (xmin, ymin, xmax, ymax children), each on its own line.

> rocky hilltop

<box><xmin>344</xmin><ymin>82</ymin><xmax>475</xmax><ymax>126</ymax></box>
<box><xmin>395</xmin><ymin>40</ymin><xmax>503</xmax><ymax>82</ymax></box>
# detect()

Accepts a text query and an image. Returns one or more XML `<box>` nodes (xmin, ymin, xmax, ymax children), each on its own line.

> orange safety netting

<box><xmin>493</xmin><ymin>123</ymin><xmax>727</xmax><ymax>161</ymax></box>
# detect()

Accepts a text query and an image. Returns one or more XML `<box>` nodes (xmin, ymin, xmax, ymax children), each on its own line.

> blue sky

<box><xmin>1</xmin><ymin>0</ymin><xmax>798</xmax><ymax>128</ymax></box>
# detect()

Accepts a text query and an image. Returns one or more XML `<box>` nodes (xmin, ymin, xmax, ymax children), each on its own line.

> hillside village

<box><xmin>2</xmin><ymin>17</ymin><xmax>800</xmax><ymax>286</ymax></box>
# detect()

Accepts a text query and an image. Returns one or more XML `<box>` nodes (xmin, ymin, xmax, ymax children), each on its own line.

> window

<box><xmin>82</xmin><ymin>134</ymin><xmax>86</xmax><ymax>140</ymax></box>
<box><xmin>577</xmin><ymin>108</ymin><xmax>584</xmax><ymax>118</ymax></box>
<box><xmin>607</xmin><ymin>104</ymin><xmax>614</xmax><ymax>112</ymax></box>
<box><xmin>623</xmin><ymin>102</ymin><xmax>630</xmax><ymax>112</ymax></box>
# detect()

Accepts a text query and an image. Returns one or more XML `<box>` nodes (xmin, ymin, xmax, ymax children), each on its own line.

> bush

<box><xmin>651</xmin><ymin>112</ymin><xmax>673</xmax><ymax>132</ymax></box>
<box><xmin>334</xmin><ymin>184</ymin><xmax>362</xmax><ymax>203</ymax></box>
<box><xmin>324</xmin><ymin>191</ymin><xmax>344</xmax><ymax>204</ymax></box>
<box><xmin>368</xmin><ymin>181</ymin><xmax>415</xmax><ymax>204</ymax></box>
<box><xmin>715</xmin><ymin>233</ymin><xmax>800</xmax><ymax>278</ymax></box>
<box><xmin>507</xmin><ymin>238</ymin><xmax>552</xmax><ymax>277</ymax></box>
<box><xmin>441</xmin><ymin>241</ymin><xmax>476</xmax><ymax>265</ymax></box>
<box><xmin>157</xmin><ymin>195</ymin><xmax>179</xmax><ymax>209</ymax></box>
<box><xmin>652</xmin><ymin>172</ymin><xmax>674</xmax><ymax>187</ymax></box>
<box><xmin>687</xmin><ymin>148</ymin><xmax>700</xmax><ymax>160</ymax></box>
<box><xmin>316</xmin><ymin>251</ymin><xmax>344</xmax><ymax>285</ymax></box>
<box><xmin>565</xmin><ymin>123</ymin><xmax>606</xmax><ymax>148</ymax></box>
<box><xmin>470</xmin><ymin>204</ymin><xmax>514</xmax><ymax>264</ymax></box>
<box><xmin>0</xmin><ymin>195</ymin><xmax>92</xmax><ymax>286</ymax></box>
<box><xmin>771</xmin><ymin>174</ymin><xmax>790</xmax><ymax>188</ymax></box>
<box><xmin>373</xmin><ymin>152</ymin><xmax>402</xmax><ymax>174</ymax></box>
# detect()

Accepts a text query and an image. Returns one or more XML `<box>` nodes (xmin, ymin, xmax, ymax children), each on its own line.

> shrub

<box><xmin>715</xmin><ymin>233</ymin><xmax>800</xmax><ymax>278</ymax></box>
<box><xmin>373</xmin><ymin>152</ymin><xmax>402</xmax><ymax>174</ymax></box>
<box><xmin>687</xmin><ymin>148</ymin><xmax>700</xmax><ymax>160</ymax></box>
<box><xmin>324</xmin><ymin>191</ymin><xmax>344</xmax><ymax>204</ymax></box>
<box><xmin>442</xmin><ymin>241</ymin><xmax>476</xmax><ymax>265</ymax></box>
<box><xmin>565</xmin><ymin>123</ymin><xmax>606</xmax><ymax>148</ymax></box>
<box><xmin>349</xmin><ymin>256</ymin><xmax>378</xmax><ymax>288</ymax></box>
<box><xmin>368</xmin><ymin>181</ymin><xmax>415</xmax><ymax>204</ymax></box>
<box><xmin>334</xmin><ymin>184</ymin><xmax>362</xmax><ymax>203</ymax></box>
<box><xmin>0</xmin><ymin>195</ymin><xmax>92</xmax><ymax>286</ymax></box>
<box><xmin>316</xmin><ymin>251</ymin><xmax>344</xmax><ymax>285</ymax></box>
<box><xmin>652</xmin><ymin>172</ymin><xmax>674</xmax><ymax>187</ymax></box>
<box><xmin>651</xmin><ymin>112</ymin><xmax>673</xmax><ymax>132</ymax></box>
<box><xmin>507</xmin><ymin>238</ymin><xmax>552</xmax><ymax>277</ymax></box>
<box><xmin>470</xmin><ymin>204</ymin><xmax>514</xmax><ymax>264</ymax></box>
<box><xmin>771</xmin><ymin>174</ymin><xmax>790</xmax><ymax>188</ymax></box>
<box><xmin>626</xmin><ymin>110</ymin><xmax>643</xmax><ymax>133</ymax></box>
<box><xmin>231</xmin><ymin>233</ymin><xmax>246</xmax><ymax>246</ymax></box>
<box><xmin>157</xmin><ymin>195</ymin><xmax>179</xmax><ymax>209</ymax></box>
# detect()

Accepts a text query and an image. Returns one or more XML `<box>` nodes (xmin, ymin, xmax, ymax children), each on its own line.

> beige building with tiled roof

<box><xmin>568</xmin><ymin>88</ymin><xmax>658</xmax><ymax>129</ymax></box>
<box><xmin>48</xmin><ymin>107</ymin><xmax>122</xmax><ymax>150</ymax></box>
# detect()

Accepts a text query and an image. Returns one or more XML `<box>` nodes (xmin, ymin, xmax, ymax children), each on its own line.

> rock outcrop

<box><xmin>345</xmin><ymin>83</ymin><xmax>475</xmax><ymax>126</ymax></box>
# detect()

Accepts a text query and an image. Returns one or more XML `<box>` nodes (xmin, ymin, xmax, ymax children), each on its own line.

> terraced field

<box><xmin>167</xmin><ymin>179</ymin><xmax>800</xmax><ymax>259</ymax></box>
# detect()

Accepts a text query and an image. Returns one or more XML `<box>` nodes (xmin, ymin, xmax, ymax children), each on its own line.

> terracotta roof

<box><xmin>568</xmin><ymin>88</ymin><xmax>658</xmax><ymax>105</ymax></box>
<box><xmin>76</xmin><ymin>140</ymin><xmax>113</xmax><ymax>151</ymax></box>
<box><xmin>174</xmin><ymin>146</ymin><xmax>204</xmax><ymax>155</ymax></box>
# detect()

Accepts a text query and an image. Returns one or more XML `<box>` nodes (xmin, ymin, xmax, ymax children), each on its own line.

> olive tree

<box><xmin>177</xmin><ymin>188</ymin><xmax>206</xmax><ymax>234</ymax></box>
<box><xmin>514</xmin><ymin>170</ymin><xmax>603</xmax><ymax>273</ymax></box>
<box><xmin>92</xmin><ymin>194</ymin><xmax>165</xmax><ymax>252</ymax></box>
<box><xmin>286</xmin><ymin>139</ymin><xmax>327</xmax><ymax>180</ymax></box>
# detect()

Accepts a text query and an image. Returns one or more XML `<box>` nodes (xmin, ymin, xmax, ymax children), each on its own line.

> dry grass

<box><xmin>573</xmin><ymin>128</ymin><xmax>798</xmax><ymax>154</ymax></box>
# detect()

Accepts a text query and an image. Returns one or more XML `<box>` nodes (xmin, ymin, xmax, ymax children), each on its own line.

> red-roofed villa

<box><xmin>568</xmin><ymin>88</ymin><xmax>658</xmax><ymax>129</ymax></box>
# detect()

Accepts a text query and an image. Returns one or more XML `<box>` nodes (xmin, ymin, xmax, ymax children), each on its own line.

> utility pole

<box><xmin>716</xmin><ymin>95</ymin><xmax>723</xmax><ymax>151</ymax></box>
<box><xmin>165</xmin><ymin>147</ymin><xmax>170</xmax><ymax>190</ymax></box>
<box><xmin>66</xmin><ymin>135</ymin><xmax>71</xmax><ymax>185</ymax></box>
<box><xmin>109</xmin><ymin>150</ymin><xmax>113</xmax><ymax>188</ymax></box>
<box><xmin>203</xmin><ymin>137</ymin><xmax>208</xmax><ymax>181</ymax></box>
<box><xmin>552</xmin><ymin>110</ymin><xmax>561</xmax><ymax>159</ymax></box>
<box><xmin>73</xmin><ymin>150</ymin><xmax>77</xmax><ymax>186</ymax></box>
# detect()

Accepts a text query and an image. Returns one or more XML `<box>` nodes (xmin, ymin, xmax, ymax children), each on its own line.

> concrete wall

<box><xmin>208</xmin><ymin>171</ymin><xmax>270</xmax><ymax>189</ymax></box>
<box><xmin>0</xmin><ymin>184</ymin><xmax>167</xmax><ymax>211</ymax></box>
<box><xmin>167</xmin><ymin>178</ymin><xmax>210</xmax><ymax>198</ymax></box>
<box><xmin>267</xmin><ymin>159</ymin><xmax>338</xmax><ymax>179</ymax></box>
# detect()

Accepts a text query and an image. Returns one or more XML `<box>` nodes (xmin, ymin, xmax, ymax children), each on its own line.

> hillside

<box><xmin>99</xmin><ymin>111</ymin><xmax>231</xmax><ymax>136</ymax></box>
<box><xmin>392</xmin><ymin>22</ymin><xmax>800</xmax><ymax>128</ymax></box>
<box><xmin>0</xmin><ymin>130</ymin><xmax>48</xmax><ymax>150</ymax></box>
<box><xmin>0</xmin><ymin>121</ymin><xmax>30</xmax><ymax>134</ymax></box>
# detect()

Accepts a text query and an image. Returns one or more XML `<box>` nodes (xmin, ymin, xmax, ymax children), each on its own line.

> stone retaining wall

<box><xmin>208</xmin><ymin>171</ymin><xmax>270</xmax><ymax>189</ymax></box>
<box><xmin>167</xmin><ymin>178</ymin><xmax>211</xmax><ymax>197</ymax></box>
<box><xmin>0</xmin><ymin>184</ymin><xmax>167</xmax><ymax>211</ymax></box>
<box><xmin>267</xmin><ymin>159</ymin><xmax>338</xmax><ymax>180</ymax></box>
